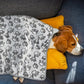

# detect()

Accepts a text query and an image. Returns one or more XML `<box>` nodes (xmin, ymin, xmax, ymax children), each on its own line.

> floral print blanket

<box><xmin>0</xmin><ymin>16</ymin><xmax>53</xmax><ymax>80</ymax></box>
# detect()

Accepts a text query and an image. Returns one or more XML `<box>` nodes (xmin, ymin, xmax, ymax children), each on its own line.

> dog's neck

<box><xmin>49</xmin><ymin>39</ymin><xmax>56</xmax><ymax>49</ymax></box>
<box><xmin>49</xmin><ymin>28</ymin><xmax>59</xmax><ymax>49</ymax></box>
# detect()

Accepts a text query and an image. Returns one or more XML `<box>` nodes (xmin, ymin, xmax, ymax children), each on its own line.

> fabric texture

<box><xmin>0</xmin><ymin>15</ymin><xmax>53</xmax><ymax>80</ymax></box>
<box><xmin>0</xmin><ymin>0</ymin><xmax>63</xmax><ymax>19</ymax></box>
<box><xmin>41</xmin><ymin>15</ymin><xmax>64</xmax><ymax>28</ymax></box>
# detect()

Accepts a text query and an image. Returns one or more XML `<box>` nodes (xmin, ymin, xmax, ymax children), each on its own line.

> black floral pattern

<box><xmin>0</xmin><ymin>15</ymin><xmax>53</xmax><ymax>80</ymax></box>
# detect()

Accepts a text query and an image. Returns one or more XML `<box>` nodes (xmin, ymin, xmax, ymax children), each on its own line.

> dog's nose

<box><xmin>80</xmin><ymin>49</ymin><xmax>84</xmax><ymax>52</ymax></box>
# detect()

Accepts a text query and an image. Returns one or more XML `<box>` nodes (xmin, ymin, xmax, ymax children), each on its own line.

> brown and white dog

<box><xmin>49</xmin><ymin>25</ymin><xmax>83</xmax><ymax>55</ymax></box>
<box><xmin>13</xmin><ymin>25</ymin><xmax>83</xmax><ymax>83</ymax></box>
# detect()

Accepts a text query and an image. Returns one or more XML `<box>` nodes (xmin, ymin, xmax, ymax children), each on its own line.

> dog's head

<box><xmin>51</xmin><ymin>25</ymin><xmax>83</xmax><ymax>55</ymax></box>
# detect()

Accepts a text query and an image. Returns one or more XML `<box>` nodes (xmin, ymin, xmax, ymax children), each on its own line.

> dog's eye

<box><xmin>72</xmin><ymin>43</ymin><xmax>75</xmax><ymax>46</ymax></box>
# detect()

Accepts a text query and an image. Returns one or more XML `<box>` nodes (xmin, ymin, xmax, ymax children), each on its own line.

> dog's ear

<box><xmin>59</xmin><ymin>25</ymin><xmax>72</xmax><ymax>31</ymax></box>
<box><xmin>54</xmin><ymin>36</ymin><xmax>68</xmax><ymax>53</ymax></box>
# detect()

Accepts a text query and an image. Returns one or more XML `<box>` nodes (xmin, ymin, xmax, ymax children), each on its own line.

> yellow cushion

<box><xmin>47</xmin><ymin>49</ymin><xmax>68</xmax><ymax>70</ymax></box>
<box><xmin>41</xmin><ymin>15</ymin><xmax>68</xmax><ymax>70</ymax></box>
<box><xmin>41</xmin><ymin>15</ymin><xmax>64</xmax><ymax>28</ymax></box>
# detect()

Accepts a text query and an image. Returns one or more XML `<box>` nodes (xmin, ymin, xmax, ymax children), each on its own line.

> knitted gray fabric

<box><xmin>0</xmin><ymin>15</ymin><xmax>53</xmax><ymax>80</ymax></box>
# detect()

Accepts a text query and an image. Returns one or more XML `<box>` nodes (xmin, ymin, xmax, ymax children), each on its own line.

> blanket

<box><xmin>0</xmin><ymin>15</ymin><xmax>53</xmax><ymax>80</ymax></box>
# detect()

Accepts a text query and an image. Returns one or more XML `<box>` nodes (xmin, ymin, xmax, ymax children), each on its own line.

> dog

<box><xmin>49</xmin><ymin>25</ymin><xmax>83</xmax><ymax>55</ymax></box>
<box><xmin>13</xmin><ymin>25</ymin><xmax>83</xmax><ymax>83</ymax></box>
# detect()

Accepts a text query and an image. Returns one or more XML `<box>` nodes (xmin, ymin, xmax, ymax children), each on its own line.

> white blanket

<box><xmin>0</xmin><ymin>15</ymin><xmax>53</xmax><ymax>80</ymax></box>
